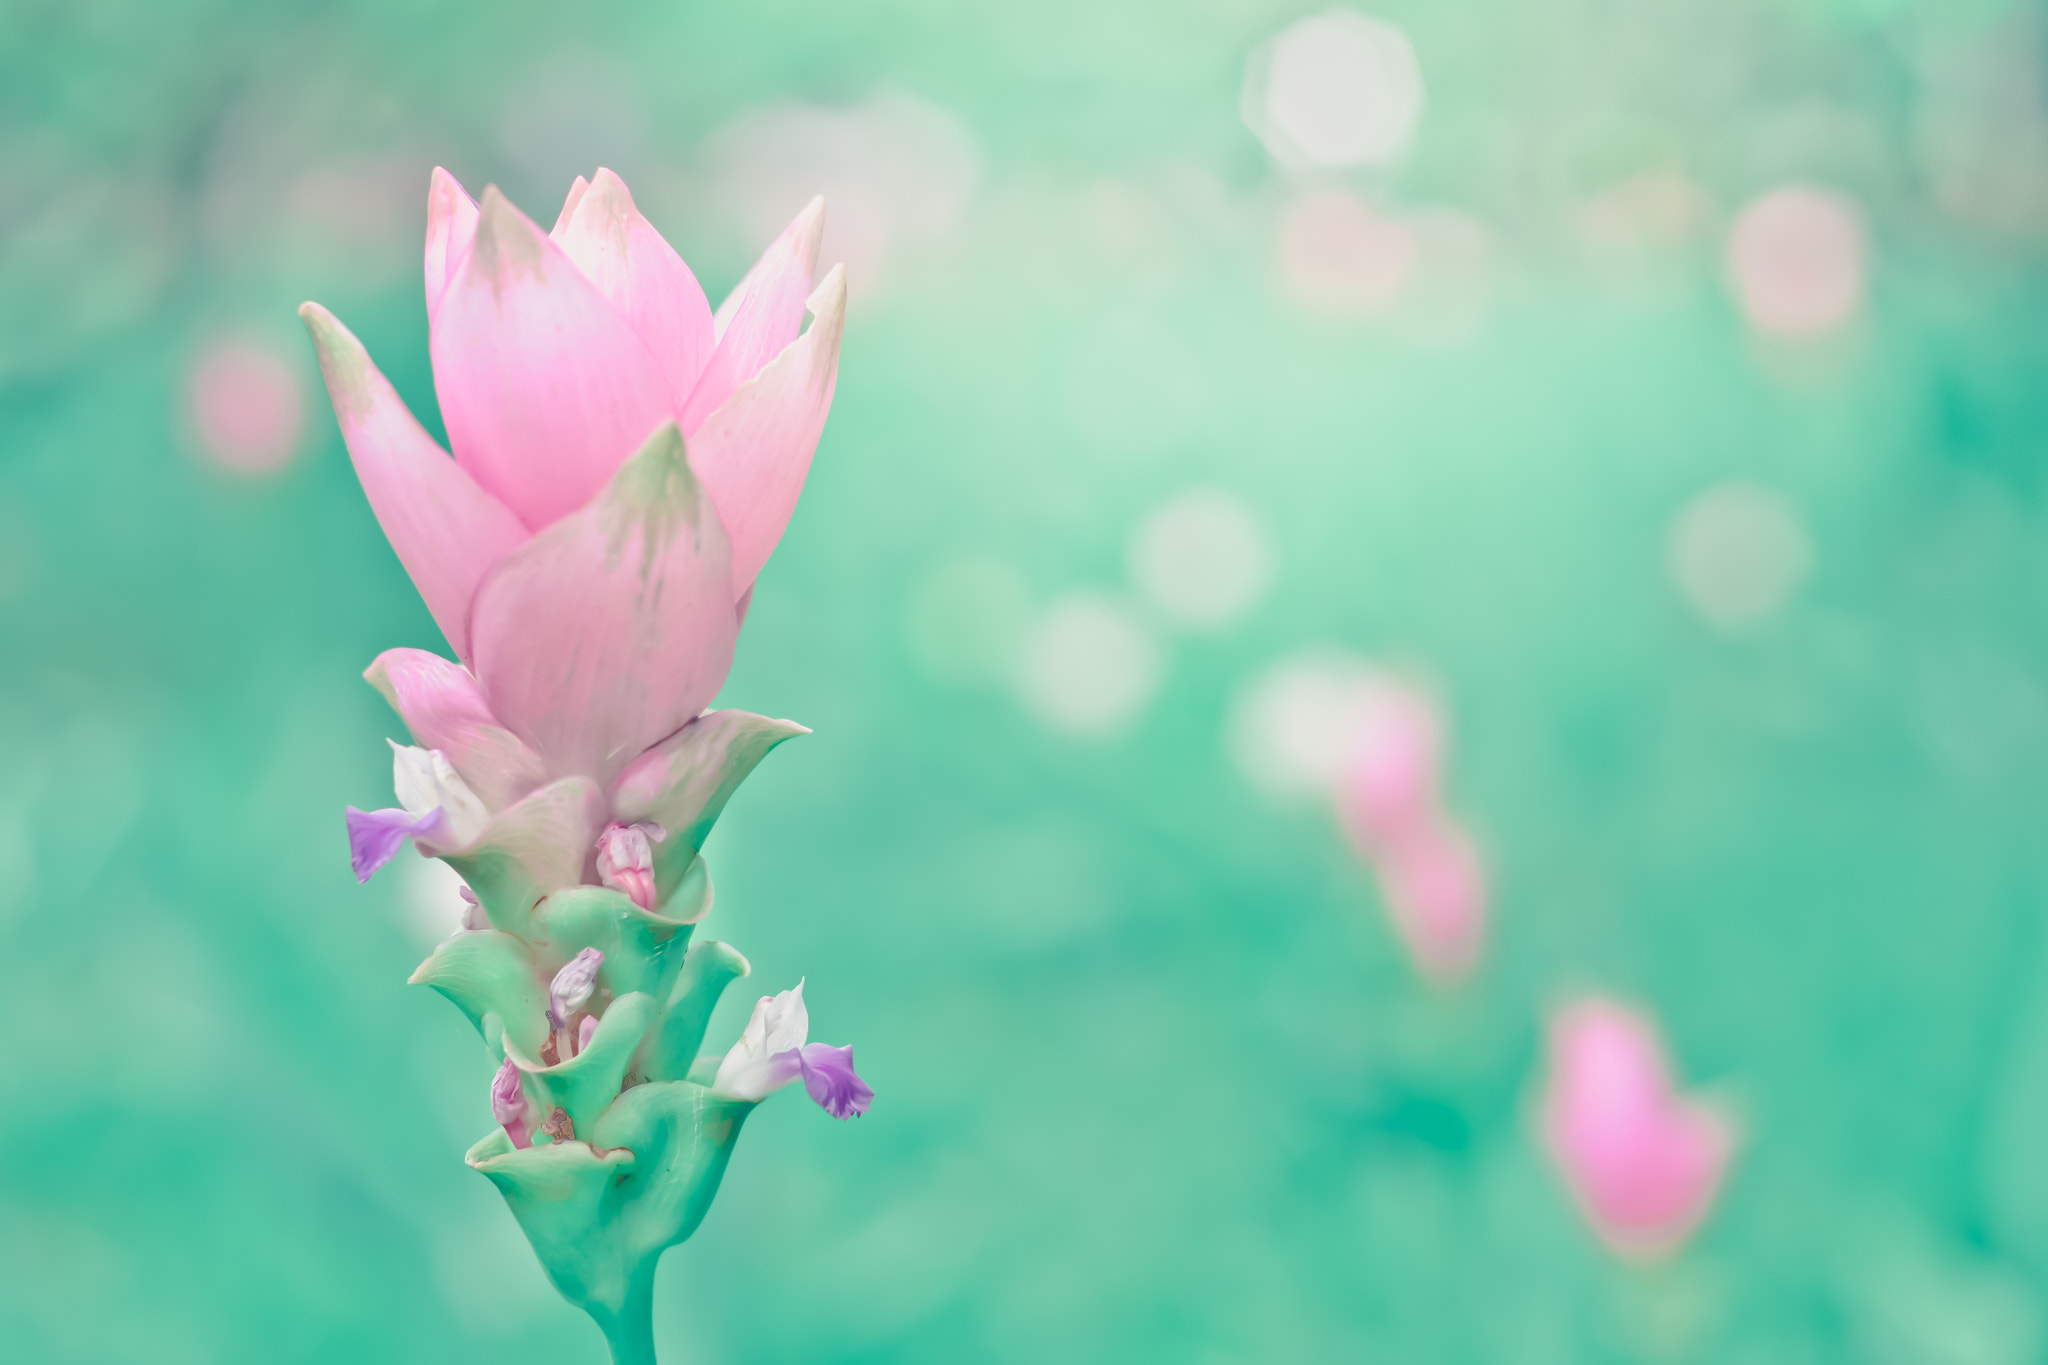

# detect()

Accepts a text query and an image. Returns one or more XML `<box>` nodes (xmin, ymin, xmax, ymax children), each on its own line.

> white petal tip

<box><xmin>806</xmin><ymin>263</ymin><xmax>848</xmax><ymax>318</ymax></box>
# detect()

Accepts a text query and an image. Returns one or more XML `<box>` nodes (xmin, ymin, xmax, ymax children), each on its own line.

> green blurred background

<box><xmin>7</xmin><ymin>0</ymin><xmax>2048</xmax><ymax>1360</ymax></box>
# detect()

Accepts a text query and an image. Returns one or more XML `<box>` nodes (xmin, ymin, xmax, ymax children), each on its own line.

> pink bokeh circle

<box><xmin>1278</xmin><ymin>191</ymin><xmax>1416</xmax><ymax>314</ymax></box>
<box><xmin>1726</xmin><ymin>186</ymin><xmax>1865</xmax><ymax>337</ymax></box>
<box><xmin>190</xmin><ymin>340</ymin><xmax>304</xmax><ymax>475</ymax></box>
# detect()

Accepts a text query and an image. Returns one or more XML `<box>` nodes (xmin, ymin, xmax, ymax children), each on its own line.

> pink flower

<box><xmin>1541</xmin><ymin>999</ymin><xmax>1734</xmax><ymax>1259</ymax></box>
<box><xmin>302</xmin><ymin>168</ymin><xmax>845</xmax><ymax>791</ymax></box>
<box><xmin>1329</xmin><ymin>676</ymin><xmax>1486</xmax><ymax>982</ymax></box>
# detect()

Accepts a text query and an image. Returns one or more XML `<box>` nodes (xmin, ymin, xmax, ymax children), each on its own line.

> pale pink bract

<box><xmin>303</xmin><ymin>168</ymin><xmax>846</xmax><ymax>820</ymax></box>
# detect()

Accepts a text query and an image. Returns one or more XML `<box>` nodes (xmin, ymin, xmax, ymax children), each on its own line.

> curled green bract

<box><xmin>391</xmin><ymin>705</ymin><xmax>847</xmax><ymax>1363</ymax></box>
<box><xmin>418</xmin><ymin>882</ymin><xmax>759</xmax><ymax>1363</ymax></box>
<box><xmin>466</xmin><ymin>1083</ymin><xmax>755</xmax><ymax>1365</ymax></box>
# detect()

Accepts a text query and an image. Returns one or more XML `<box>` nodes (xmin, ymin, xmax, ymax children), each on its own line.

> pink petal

<box><xmin>468</xmin><ymin>421</ymin><xmax>738</xmax><ymax>784</ymax></box>
<box><xmin>554</xmin><ymin>168</ymin><xmax>717</xmax><ymax>412</ymax></box>
<box><xmin>690</xmin><ymin>265</ymin><xmax>846</xmax><ymax>598</ymax></box>
<box><xmin>298</xmin><ymin>302</ymin><xmax>531</xmax><ymax>661</ymax></box>
<box><xmin>549</xmin><ymin>175</ymin><xmax>591</xmax><ymax>238</ymax></box>
<box><xmin>679</xmin><ymin>196</ymin><xmax>824</xmax><ymax>434</ymax></box>
<box><xmin>430</xmin><ymin>185</ymin><xmax>676</xmax><ymax>531</ymax></box>
<box><xmin>364</xmin><ymin>648</ymin><xmax>546</xmax><ymax>811</ymax></box>
<box><xmin>424</xmin><ymin>167</ymin><xmax>480</xmax><ymax>321</ymax></box>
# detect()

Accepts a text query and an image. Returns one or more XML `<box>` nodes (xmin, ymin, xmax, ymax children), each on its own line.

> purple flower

<box><xmin>712</xmin><ymin>981</ymin><xmax>872</xmax><ymax>1119</ymax></box>
<box><xmin>344</xmin><ymin>742</ymin><xmax>491</xmax><ymax>882</ymax></box>
<box><xmin>345</xmin><ymin>805</ymin><xmax>448</xmax><ymax>883</ymax></box>
<box><xmin>798</xmin><ymin>1043</ymin><xmax>873</xmax><ymax>1119</ymax></box>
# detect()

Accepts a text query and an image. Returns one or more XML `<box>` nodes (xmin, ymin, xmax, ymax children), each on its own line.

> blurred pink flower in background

<box><xmin>1542</xmin><ymin>999</ymin><xmax>1734</xmax><ymax>1259</ymax></box>
<box><xmin>1331</xmin><ymin>676</ymin><xmax>1487</xmax><ymax>981</ymax></box>
<box><xmin>1727</xmin><ymin>185</ymin><xmax>1865</xmax><ymax>337</ymax></box>
<box><xmin>188</xmin><ymin>338</ymin><xmax>304</xmax><ymax>474</ymax></box>
<box><xmin>1370</xmin><ymin>817</ymin><xmax>1484</xmax><ymax>981</ymax></box>
<box><xmin>1333</xmin><ymin>679</ymin><xmax>1440</xmax><ymax>848</ymax></box>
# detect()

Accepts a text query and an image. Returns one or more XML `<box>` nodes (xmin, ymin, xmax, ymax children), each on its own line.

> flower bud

<box><xmin>548</xmin><ymin>947</ymin><xmax>604</xmax><ymax>1030</ymax></box>
<box><xmin>595</xmin><ymin>822</ymin><xmax>665</xmax><ymax>912</ymax></box>
<box><xmin>491</xmin><ymin>1055</ymin><xmax>532</xmax><ymax>1149</ymax></box>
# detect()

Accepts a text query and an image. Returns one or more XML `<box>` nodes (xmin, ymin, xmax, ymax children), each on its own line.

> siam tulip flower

<box><xmin>713</xmin><ymin>980</ymin><xmax>874</xmax><ymax>1118</ymax></box>
<box><xmin>304</xmin><ymin>167</ymin><xmax>871</xmax><ymax>1365</ymax></box>
<box><xmin>304</xmin><ymin>164</ymin><xmax>846</xmax><ymax>816</ymax></box>
<box><xmin>1542</xmin><ymin>999</ymin><xmax>1734</xmax><ymax>1259</ymax></box>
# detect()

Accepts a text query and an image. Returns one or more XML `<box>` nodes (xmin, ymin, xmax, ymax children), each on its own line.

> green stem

<box><xmin>593</xmin><ymin>1268</ymin><xmax>658</xmax><ymax>1365</ymax></box>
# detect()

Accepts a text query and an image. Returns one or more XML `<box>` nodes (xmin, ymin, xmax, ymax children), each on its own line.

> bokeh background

<box><xmin>7</xmin><ymin>0</ymin><xmax>2048</xmax><ymax>1360</ymax></box>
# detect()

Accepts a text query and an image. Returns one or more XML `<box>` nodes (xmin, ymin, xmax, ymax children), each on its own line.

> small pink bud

<box><xmin>548</xmin><ymin>948</ymin><xmax>604</xmax><ymax>1030</ymax></box>
<box><xmin>458</xmin><ymin>884</ymin><xmax>487</xmax><ymax>932</ymax></box>
<box><xmin>595</xmin><ymin>822</ymin><xmax>665</xmax><ymax>912</ymax></box>
<box><xmin>491</xmin><ymin>1055</ymin><xmax>532</xmax><ymax>1149</ymax></box>
<box><xmin>577</xmin><ymin>1014</ymin><xmax>598</xmax><ymax>1055</ymax></box>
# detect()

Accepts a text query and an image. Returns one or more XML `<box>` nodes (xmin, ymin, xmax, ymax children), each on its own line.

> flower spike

<box><xmin>310</xmin><ymin>168</ymin><xmax>862</xmax><ymax>1363</ymax></box>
